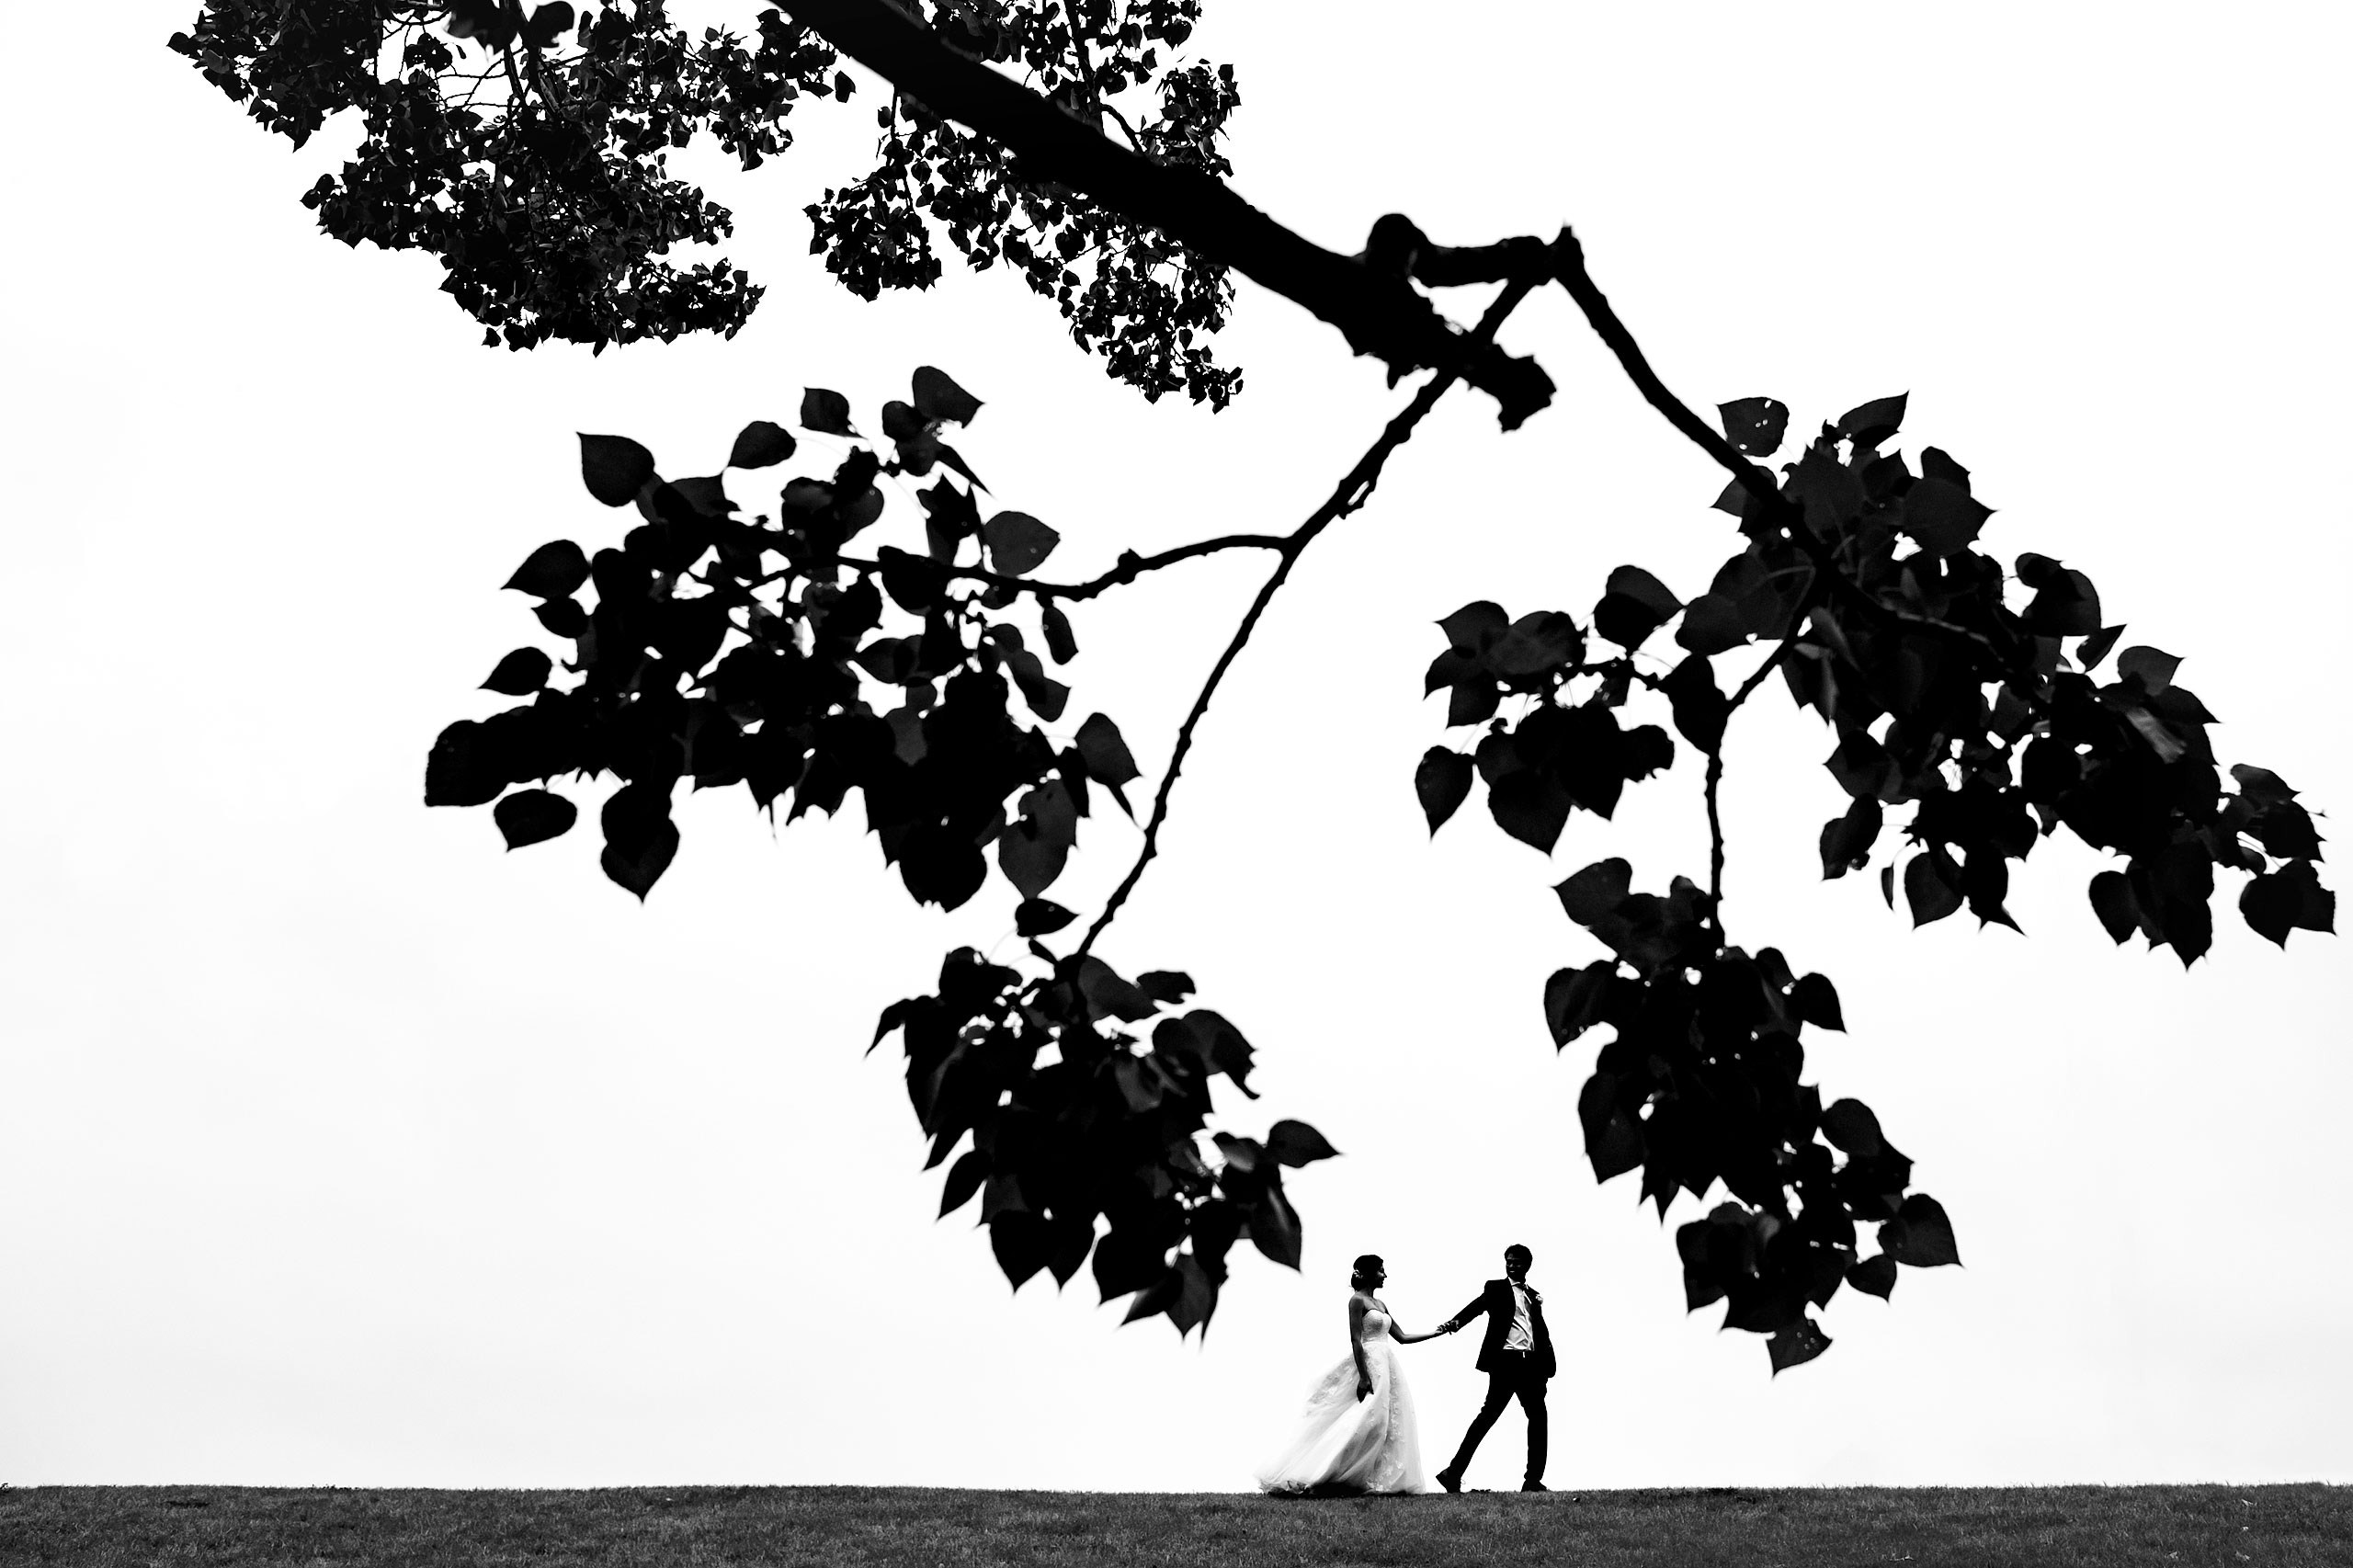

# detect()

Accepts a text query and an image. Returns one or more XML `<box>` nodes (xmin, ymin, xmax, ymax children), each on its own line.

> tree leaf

<box><xmin>1819</xmin><ymin>1098</ymin><xmax>1886</xmax><ymax>1160</ymax></box>
<box><xmin>1675</xmin><ymin>593</ymin><xmax>1750</xmax><ymax>655</ymax></box>
<box><xmin>1544</xmin><ymin>962</ymin><xmax>1615</xmax><ymax>1047</ymax></box>
<box><xmin>876</xmin><ymin>546</ymin><xmax>949</xmax><ymax>614</ymax></box>
<box><xmin>1578</xmin><ymin>1075</ymin><xmax>1644</xmax><ymax>1182</ymax></box>
<box><xmin>578</xmin><ymin>433</ymin><xmax>654</xmax><ymax>506</ymax></box>
<box><xmin>727</xmin><ymin>419</ymin><xmax>796</xmax><ymax>469</ymax></box>
<box><xmin>983</xmin><ymin>511</ymin><xmax>1060</xmax><ymax>575</ymax></box>
<box><xmin>938</xmin><ymin>1150</ymin><xmax>987</xmax><ymax>1217</ymax></box>
<box><xmin>1879</xmin><ymin>1194</ymin><xmax>1961</xmax><ymax>1267</ymax></box>
<box><xmin>521</xmin><ymin>3</ymin><xmax>576</xmax><ymax>47</ymax></box>
<box><xmin>2115</xmin><ymin>645</ymin><xmax>2181</xmax><ymax>694</ymax></box>
<box><xmin>1014</xmin><ymin>898</ymin><xmax>1077</xmax><ymax>937</ymax></box>
<box><xmin>1832</xmin><ymin>393</ymin><xmax>1908</xmax><ymax>447</ymax></box>
<box><xmin>1040</xmin><ymin>600</ymin><xmax>1078</xmax><ymax>664</ymax></box>
<box><xmin>598</xmin><ymin>783</ymin><xmax>679</xmax><ymax>900</ymax></box>
<box><xmin>2230</xmin><ymin>764</ymin><xmax>2300</xmax><ymax>805</ymax></box>
<box><xmin>1446</xmin><ymin>681</ymin><xmax>1500</xmax><ymax>727</ymax></box>
<box><xmin>1717</xmin><ymin>396</ymin><xmax>1789</xmax><ymax>456</ymax></box>
<box><xmin>989</xmin><ymin>1212</ymin><xmax>1051</xmax><ymax>1289</ymax></box>
<box><xmin>1847</xmin><ymin>1255</ymin><xmax>1897</xmax><ymax>1301</ymax></box>
<box><xmin>1486</xmin><ymin>610</ymin><xmax>1583</xmax><ymax>677</ymax></box>
<box><xmin>1767</xmin><ymin>1315</ymin><xmax>1831</xmax><ymax>1375</ymax></box>
<box><xmin>2241</xmin><ymin>860</ymin><xmax>2336</xmax><ymax>947</ymax></box>
<box><xmin>424</xmin><ymin>721</ymin><xmax>503</xmax><ymax>809</ymax></box>
<box><xmin>1918</xmin><ymin>447</ymin><xmax>1971</xmax><ymax>489</ymax></box>
<box><xmin>2021</xmin><ymin>561</ymin><xmax>2103</xmax><ymax>636</ymax></box>
<box><xmin>1095</xmin><ymin>1229</ymin><xmax>1172</xmax><ymax>1302</ymax></box>
<box><xmin>1136</xmin><ymin>970</ymin><xmax>1195</xmax><ymax>1005</ymax></box>
<box><xmin>2075</xmin><ymin>624</ymin><xmax>2125</xmax><ymax>670</ymax></box>
<box><xmin>1818</xmin><ymin>796</ymin><xmax>1882</xmax><ymax>880</ymax></box>
<box><xmin>800</xmin><ymin>387</ymin><xmax>855</xmax><ymax>435</ymax></box>
<box><xmin>1074</xmin><ymin>958</ymin><xmax>1156</xmax><ymax>1024</ymax></box>
<box><xmin>1904</xmin><ymin>853</ymin><xmax>1962</xmax><ymax>926</ymax></box>
<box><xmin>912</xmin><ymin>365</ymin><xmax>983</xmax><ymax>426</ymax></box>
<box><xmin>1437</xmin><ymin>600</ymin><xmax>1508</xmax><ymax>653</ymax></box>
<box><xmin>1899</xmin><ymin>477</ymin><xmax>1991</xmax><ymax>557</ymax></box>
<box><xmin>493</xmin><ymin>788</ymin><xmax>576</xmax><ymax>849</ymax></box>
<box><xmin>997</xmin><ymin>814</ymin><xmax>1070</xmax><ymax>900</ymax></box>
<box><xmin>1415</xmin><ymin>747</ymin><xmax>1473</xmax><ymax>834</ymax></box>
<box><xmin>504</xmin><ymin>540</ymin><xmax>591</xmax><ymax>598</ymax></box>
<box><xmin>1074</xmin><ymin>713</ymin><xmax>1141</xmax><ymax>786</ymax></box>
<box><xmin>481</xmin><ymin>647</ymin><xmax>552</xmax><ymax>696</ymax></box>
<box><xmin>1593</xmin><ymin>566</ymin><xmax>1684</xmax><ymax>649</ymax></box>
<box><xmin>897</xmin><ymin>824</ymin><xmax>989</xmax><ymax>910</ymax></box>
<box><xmin>1662</xmin><ymin>654</ymin><xmax>1730</xmax><ymax>754</ymax></box>
<box><xmin>1166</xmin><ymin>1254</ymin><xmax>1221</xmax><ymax>1335</ymax></box>
<box><xmin>1790</xmin><ymin>972</ymin><xmax>1845</xmax><ymax>1031</ymax></box>
<box><xmin>1556</xmin><ymin>858</ymin><xmax>1634</xmax><ymax>928</ymax></box>
<box><xmin>2088</xmin><ymin>870</ymin><xmax>2142</xmax><ymax>944</ymax></box>
<box><xmin>1265</xmin><ymin>1119</ymin><xmax>1340</xmax><ymax>1167</ymax></box>
<box><xmin>1486</xmin><ymin>766</ymin><xmax>1573</xmax><ymax>852</ymax></box>
<box><xmin>1248</xmin><ymin>1185</ymin><xmax>1304</xmax><ymax>1270</ymax></box>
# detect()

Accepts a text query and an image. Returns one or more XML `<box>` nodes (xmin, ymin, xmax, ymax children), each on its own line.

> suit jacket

<box><xmin>1452</xmin><ymin>1278</ymin><xmax>1556</xmax><ymax>1380</ymax></box>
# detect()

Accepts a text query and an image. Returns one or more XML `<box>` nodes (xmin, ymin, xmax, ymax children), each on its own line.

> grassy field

<box><xmin>0</xmin><ymin>1483</ymin><xmax>2343</xmax><ymax>1566</ymax></box>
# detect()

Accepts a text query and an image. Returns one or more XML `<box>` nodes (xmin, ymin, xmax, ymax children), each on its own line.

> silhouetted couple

<box><xmin>1253</xmin><ymin>1244</ymin><xmax>1555</xmax><ymax>1496</ymax></box>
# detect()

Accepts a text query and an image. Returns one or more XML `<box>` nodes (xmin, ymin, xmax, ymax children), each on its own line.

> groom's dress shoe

<box><xmin>1435</xmin><ymin>1468</ymin><xmax>1461</xmax><ymax>1494</ymax></box>
<box><xmin>1520</xmin><ymin>1481</ymin><xmax>1549</xmax><ymax>1493</ymax></box>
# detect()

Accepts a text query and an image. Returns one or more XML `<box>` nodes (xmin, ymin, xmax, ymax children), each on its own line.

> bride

<box><xmin>1255</xmin><ymin>1254</ymin><xmax>1443</xmax><ymax>1495</ymax></box>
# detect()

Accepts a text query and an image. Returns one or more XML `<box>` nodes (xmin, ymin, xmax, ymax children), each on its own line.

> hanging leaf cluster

<box><xmin>1548</xmin><ymin>863</ymin><xmax>1949</xmax><ymax>1373</ymax></box>
<box><xmin>1422</xmin><ymin>394</ymin><xmax>2331</xmax><ymax>1368</ymax></box>
<box><xmin>169</xmin><ymin>1</ymin><xmax>1240</xmax><ymax>395</ymax></box>
<box><xmin>1706</xmin><ymin>393</ymin><xmax>2329</xmax><ymax>961</ymax></box>
<box><xmin>878</xmin><ymin>949</ymin><xmax>1335</xmax><ymax>1335</ymax></box>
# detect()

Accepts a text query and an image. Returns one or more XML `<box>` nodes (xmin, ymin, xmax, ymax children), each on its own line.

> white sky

<box><xmin>3</xmin><ymin>3</ymin><xmax>2346</xmax><ymax>1490</ymax></box>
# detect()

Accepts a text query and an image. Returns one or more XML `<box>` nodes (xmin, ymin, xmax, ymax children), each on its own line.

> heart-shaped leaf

<box><xmin>578</xmin><ymin>433</ymin><xmax>654</xmax><ymax>506</ymax></box>
<box><xmin>494</xmin><ymin>789</ymin><xmax>576</xmax><ymax>849</ymax></box>
<box><xmin>800</xmin><ymin>387</ymin><xmax>855</xmax><ymax>436</ymax></box>
<box><xmin>727</xmin><ymin>419</ymin><xmax>796</xmax><ymax>469</ymax></box>
<box><xmin>911</xmin><ymin>366</ymin><xmax>983</xmax><ymax>426</ymax></box>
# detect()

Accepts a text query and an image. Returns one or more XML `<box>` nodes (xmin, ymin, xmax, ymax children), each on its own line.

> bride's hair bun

<box><xmin>1350</xmin><ymin>1253</ymin><xmax>1383</xmax><ymax>1285</ymax></box>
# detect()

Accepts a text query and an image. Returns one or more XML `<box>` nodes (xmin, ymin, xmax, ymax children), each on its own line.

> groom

<box><xmin>1434</xmin><ymin>1243</ymin><xmax>1554</xmax><ymax>1494</ymax></box>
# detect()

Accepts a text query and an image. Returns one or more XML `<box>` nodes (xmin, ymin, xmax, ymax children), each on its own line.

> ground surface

<box><xmin>0</xmin><ymin>1484</ymin><xmax>2343</xmax><ymax>1566</ymax></box>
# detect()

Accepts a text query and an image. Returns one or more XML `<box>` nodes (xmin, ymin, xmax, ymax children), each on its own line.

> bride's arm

<box><xmin>1349</xmin><ymin>1296</ymin><xmax>1375</xmax><ymax>1400</ymax></box>
<box><xmin>1389</xmin><ymin>1322</ymin><xmax>1443</xmax><ymax>1345</ymax></box>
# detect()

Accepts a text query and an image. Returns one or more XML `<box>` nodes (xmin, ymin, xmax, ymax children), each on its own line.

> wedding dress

<box><xmin>1255</xmin><ymin>1304</ymin><xmax>1428</xmax><ymax>1495</ymax></box>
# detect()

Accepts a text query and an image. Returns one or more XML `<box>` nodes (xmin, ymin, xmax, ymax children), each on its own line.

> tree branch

<box><xmin>1074</xmin><ymin>279</ymin><xmax>1540</xmax><ymax>960</ymax></box>
<box><xmin>776</xmin><ymin>0</ymin><xmax>1556</xmax><ymax>426</ymax></box>
<box><xmin>1545</xmin><ymin>229</ymin><xmax>2046</xmax><ymax>705</ymax></box>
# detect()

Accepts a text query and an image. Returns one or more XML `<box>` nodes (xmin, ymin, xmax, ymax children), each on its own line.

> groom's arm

<box><xmin>1439</xmin><ymin>1290</ymin><xmax>1490</xmax><ymax>1335</ymax></box>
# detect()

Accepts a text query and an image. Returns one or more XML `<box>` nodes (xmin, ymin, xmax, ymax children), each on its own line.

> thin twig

<box><xmin>1702</xmin><ymin>574</ymin><xmax>1822</xmax><ymax>940</ymax></box>
<box><xmin>1074</xmin><ymin>278</ymin><xmax>1540</xmax><ymax>960</ymax></box>
<box><xmin>825</xmin><ymin>531</ymin><xmax>1290</xmax><ymax>601</ymax></box>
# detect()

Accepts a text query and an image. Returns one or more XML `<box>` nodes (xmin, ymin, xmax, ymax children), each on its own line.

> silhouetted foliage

<box><xmin>168</xmin><ymin>1</ymin><xmax>1239</xmax><ymax>400</ymax></box>
<box><xmin>176</xmin><ymin>1</ymin><xmax>2332</xmax><ymax>1365</ymax></box>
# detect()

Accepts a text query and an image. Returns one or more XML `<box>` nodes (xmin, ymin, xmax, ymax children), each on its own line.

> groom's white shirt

<box><xmin>1503</xmin><ymin>1282</ymin><xmax>1534</xmax><ymax>1352</ymax></box>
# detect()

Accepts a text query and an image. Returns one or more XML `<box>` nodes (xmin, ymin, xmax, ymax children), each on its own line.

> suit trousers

<box><xmin>1448</xmin><ymin>1349</ymin><xmax>1548</xmax><ymax>1484</ymax></box>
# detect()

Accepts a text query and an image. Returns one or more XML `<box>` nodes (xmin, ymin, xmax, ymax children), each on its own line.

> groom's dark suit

<box><xmin>1442</xmin><ymin>1278</ymin><xmax>1555</xmax><ymax>1487</ymax></box>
